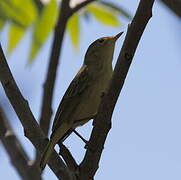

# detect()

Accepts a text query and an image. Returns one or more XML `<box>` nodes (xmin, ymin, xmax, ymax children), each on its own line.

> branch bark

<box><xmin>78</xmin><ymin>0</ymin><xmax>155</xmax><ymax>179</ymax></box>
<box><xmin>161</xmin><ymin>0</ymin><xmax>181</xmax><ymax>18</ymax></box>
<box><xmin>0</xmin><ymin>105</ymin><xmax>42</xmax><ymax>180</ymax></box>
<box><xmin>39</xmin><ymin>0</ymin><xmax>70</xmax><ymax>137</ymax></box>
<box><xmin>59</xmin><ymin>144</ymin><xmax>78</xmax><ymax>171</ymax></box>
<box><xmin>0</xmin><ymin>44</ymin><xmax>72</xmax><ymax>180</ymax></box>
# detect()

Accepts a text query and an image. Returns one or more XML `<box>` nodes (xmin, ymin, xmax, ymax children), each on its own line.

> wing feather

<box><xmin>52</xmin><ymin>65</ymin><xmax>89</xmax><ymax>132</ymax></box>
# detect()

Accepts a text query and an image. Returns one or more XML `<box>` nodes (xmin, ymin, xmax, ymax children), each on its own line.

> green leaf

<box><xmin>99</xmin><ymin>1</ymin><xmax>132</xmax><ymax>20</ymax></box>
<box><xmin>87</xmin><ymin>3</ymin><xmax>120</xmax><ymax>26</ymax></box>
<box><xmin>0</xmin><ymin>0</ymin><xmax>37</xmax><ymax>27</ymax></box>
<box><xmin>29</xmin><ymin>0</ymin><xmax>58</xmax><ymax>61</ymax></box>
<box><xmin>8</xmin><ymin>23</ymin><xmax>26</xmax><ymax>53</ymax></box>
<box><xmin>67</xmin><ymin>13</ymin><xmax>80</xmax><ymax>48</ymax></box>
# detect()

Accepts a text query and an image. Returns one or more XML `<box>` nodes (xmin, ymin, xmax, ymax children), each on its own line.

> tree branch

<box><xmin>59</xmin><ymin>143</ymin><xmax>78</xmax><ymax>171</ymax></box>
<box><xmin>79</xmin><ymin>0</ymin><xmax>155</xmax><ymax>179</ymax></box>
<box><xmin>69</xmin><ymin>0</ymin><xmax>96</xmax><ymax>17</ymax></box>
<box><xmin>161</xmin><ymin>0</ymin><xmax>181</xmax><ymax>18</ymax></box>
<box><xmin>0</xmin><ymin>105</ymin><xmax>42</xmax><ymax>180</ymax></box>
<box><xmin>0</xmin><ymin>44</ymin><xmax>72</xmax><ymax>180</ymax></box>
<box><xmin>39</xmin><ymin>0</ymin><xmax>70</xmax><ymax>137</ymax></box>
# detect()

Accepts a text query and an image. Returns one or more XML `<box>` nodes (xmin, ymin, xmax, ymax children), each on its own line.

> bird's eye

<box><xmin>98</xmin><ymin>39</ymin><xmax>105</xmax><ymax>43</ymax></box>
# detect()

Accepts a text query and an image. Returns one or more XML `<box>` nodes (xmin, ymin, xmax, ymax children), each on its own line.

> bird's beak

<box><xmin>113</xmin><ymin>32</ymin><xmax>123</xmax><ymax>41</ymax></box>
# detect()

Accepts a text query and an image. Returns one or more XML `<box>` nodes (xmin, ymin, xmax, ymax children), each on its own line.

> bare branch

<box><xmin>0</xmin><ymin>44</ymin><xmax>72</xmax><ymax>180</ymax></box>
<box><xmin>79</xmin><ymin>0</ymin><xmax>155</xmax><ymax>179</ymax></box>
<box><xmin>161</xmin><ymin>0</ymin><xmax>181</xmax><ymax>18</ymax></box>
<box><xmin>39</xmin><ymin>0</ymin><xmax>70</xmax><ymax>137</ymax></box>
<box><xmin>0</xmin><ymin>105</ymin><xmax>42</xmax><ymax>180</ymax></box>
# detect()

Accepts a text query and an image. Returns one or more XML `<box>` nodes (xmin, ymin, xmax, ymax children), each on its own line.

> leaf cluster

<box><xmin>0</xmin><ymin>0</ymin><xmax>131</xmax><ymax>61</ymax></box>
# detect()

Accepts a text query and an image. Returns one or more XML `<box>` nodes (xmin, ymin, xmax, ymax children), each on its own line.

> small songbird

<box><xmin>40</xmin><ymin>32</ymin><xmax>123</xmax><ymax>170</ymax></box>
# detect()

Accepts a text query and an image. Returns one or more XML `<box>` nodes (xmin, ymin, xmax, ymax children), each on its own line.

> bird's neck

<box><xmin>87</xmin><ymin>62</ymin><xmax>113</xmax><ymax>79</ymax></box>
<box><xmin>84</xmin><ymin>52</ymin><xmax>114</xmax><ymax>78</ymax></box>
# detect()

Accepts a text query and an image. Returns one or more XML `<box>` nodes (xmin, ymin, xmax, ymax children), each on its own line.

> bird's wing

<box><xmin>52</xmin><ymin>65</ymin><xmax>89</xmax><ymax>133</ymax></box>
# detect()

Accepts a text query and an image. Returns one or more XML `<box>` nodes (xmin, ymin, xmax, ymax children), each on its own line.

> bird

<box><xmin>39</xmin><ymin>32</ymin><xmax>123</xmax><ymax>170</ymax></box>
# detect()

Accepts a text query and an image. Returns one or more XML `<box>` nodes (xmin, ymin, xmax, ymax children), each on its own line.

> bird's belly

<box><xmin>72</xmin><ymin>77</ymin><xmax>110</xmax><ymax>124</ymax></box>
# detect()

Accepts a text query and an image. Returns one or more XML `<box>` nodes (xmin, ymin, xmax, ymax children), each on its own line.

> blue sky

<box><xmin>0</xmin><ymin>0</ymin><xmax>181</xmax><ymax>179</ymax></box>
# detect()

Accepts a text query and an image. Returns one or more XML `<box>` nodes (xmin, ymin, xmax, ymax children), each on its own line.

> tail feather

<box><xmin>39</xmin><ymin>123</ymin><xmax>71</xmax><ymax>170</ymax></box>
<box><xmin>40</xmin><ymin>140</ymin><xmax>55</xmax><ymax>170</ymax></box>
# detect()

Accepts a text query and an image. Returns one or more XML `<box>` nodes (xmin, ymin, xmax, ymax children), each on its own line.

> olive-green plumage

<box><xmin>40</xmin><ymin>32</ymin><xmax>123</xmax><ymax>170</ymax></box>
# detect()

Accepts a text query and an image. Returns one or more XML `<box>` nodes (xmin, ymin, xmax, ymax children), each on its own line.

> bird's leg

<box><xmin>73</xmin><ymin>114</ymin><xmax>97</xmax><ymax>147</ymax></box>
<box><xmin>73</xmin><ymin>130</ymin><xmax>88</xmax><ymax>144</ymax></box>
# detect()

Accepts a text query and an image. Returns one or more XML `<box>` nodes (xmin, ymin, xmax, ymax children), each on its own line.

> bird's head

<box><xmin>84</xmin><ymin>32</ymin><xmax>123</xmax><ymax>68</ymax></box>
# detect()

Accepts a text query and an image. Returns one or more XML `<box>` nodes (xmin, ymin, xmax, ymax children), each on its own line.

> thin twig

<box><xmin>0</xmin><ymin>105</ymin><xmax>42</xmax><ymax>180</ymax></box>
<box><xmin>0</xmin><ymin>45</ymin><xmax>72</xmax><ymax>180</ymax></box>
<box><xmin>79</xmin><ymin>0</ymin><xmax>155</xmax><ymax>179</ymax></box>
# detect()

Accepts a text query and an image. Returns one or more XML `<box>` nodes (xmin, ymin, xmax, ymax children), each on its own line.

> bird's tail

<box><xmin>39</xmin><ymin>123</ymin><xmax>71</xmax><ymax>170</ymax></box>
<box><xmin>40</xmin><ymin>140</ymin><xmax>55</xmax><ymax>170</ymax></box>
